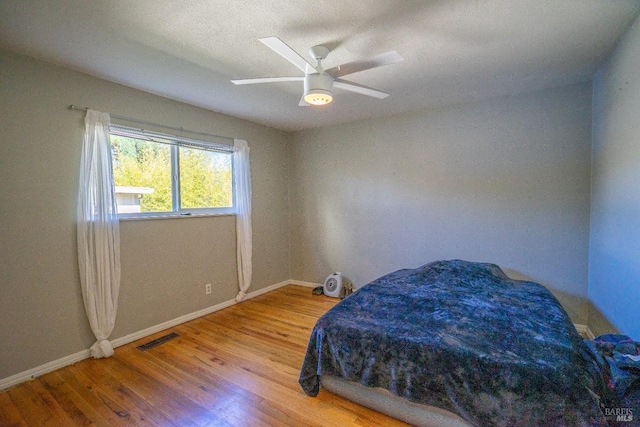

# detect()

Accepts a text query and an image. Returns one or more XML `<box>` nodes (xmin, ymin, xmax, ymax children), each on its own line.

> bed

<box><xmin>299</xmin><ymin>260</ymin><xmax>616</xmax><ymax>426</ymax></box>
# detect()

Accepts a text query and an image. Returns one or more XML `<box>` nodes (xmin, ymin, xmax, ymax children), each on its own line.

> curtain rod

<box><xmin>69</xmin><ymin>105</ymin><xmax>234</xmax><ymax>144</ymax></box>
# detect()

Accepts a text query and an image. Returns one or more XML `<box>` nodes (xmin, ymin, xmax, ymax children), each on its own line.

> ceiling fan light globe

<box><xmin>304</xmin><ymin>89</ymin><xmax>333</xmax><ymax>105</ymax></box>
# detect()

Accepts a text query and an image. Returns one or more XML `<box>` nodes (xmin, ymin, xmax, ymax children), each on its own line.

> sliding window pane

<box><xmin>111</xmin><ymin>135</ymin><xmax>172</xmax><ymax>213</ymax></box>
<box><xmin>179</xmin><ymin>146</ymin><xmax>232</xmax><ymax>209</ymax></box>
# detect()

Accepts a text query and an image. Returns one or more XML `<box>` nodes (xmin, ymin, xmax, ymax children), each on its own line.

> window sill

<box><xmin>118</xmin><ymin>212</ymin><xmax>236</xmax><ymax>221</ymax></box>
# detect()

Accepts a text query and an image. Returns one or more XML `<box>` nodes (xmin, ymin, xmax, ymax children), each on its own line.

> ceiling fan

<box><xmin>231</xmin><ymin>37</ymin><xmax>403</xmax><ymax>106</ymax></box>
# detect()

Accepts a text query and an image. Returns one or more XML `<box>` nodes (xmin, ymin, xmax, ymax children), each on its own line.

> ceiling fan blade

<box><xmin>326</xmin><ymin>51</ymin><xmax>403</xmax><ymax>78</ymax></box>
<box><xmin>299</xmin><ymin>96</ymin><xmax>310</xmax><ymax>107</ymax></box>
<box><xmin>231</xmin><ymin>76</ymin><xmax>304</xmax><ymax>85</ymax></box>
<box><xmin>259</xmin><ymin>36</ymin><xmax>316</xmax><ymax>73</ymax></box>
<box><xmin>333</xmin><ymin>79</ymin><xmax>390</xmax><ymax>99</ymax></box>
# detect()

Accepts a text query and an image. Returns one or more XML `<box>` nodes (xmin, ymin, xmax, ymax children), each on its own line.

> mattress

<box><xmin>300</xmin><ymin>260</ymin><xmax>613</xmax><ymax>426</ymax></box>
<box><xmin>321</xmin><ymin>375</ymin><xmax>472</xmax><ymax>427</ymax></box>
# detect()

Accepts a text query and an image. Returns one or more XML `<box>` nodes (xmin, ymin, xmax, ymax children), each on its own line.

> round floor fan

<box><xmin>323</xmin><ymin>272</ymin><xmax>345</xmax><ymax>298</ymax></box>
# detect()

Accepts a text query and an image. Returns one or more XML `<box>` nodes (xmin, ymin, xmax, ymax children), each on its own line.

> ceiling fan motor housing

<box><xmin>304</xmin><ymin>73</ymin><xmax>333</xmax><ymax>104</ymax></box>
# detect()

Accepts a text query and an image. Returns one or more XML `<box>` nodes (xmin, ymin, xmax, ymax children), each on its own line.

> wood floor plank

<box><xmin>186</xmin><ymin>318</ymin><xmax>306</xmax><ymax>370</ymax></box>
<box><xmin>174</xmin><ymin>324</ymin><xmax>303</xmax><ymax>390</ymax></box>
<box><xmin>98</xmin><ymin>355</ymin><xmax>222</xmax><ymax>426</ymax></box>
<box><xmin>116</xmin><ymin>346</ymin><xmax>275</xmax><ymax>427</ymax></box>
<box><xmin>55</xmin><ymin>366</ymin><xmax>140</xmax><ymax>425</ymax></box>
<box><xmin>0</xmin><ymin>391</ymin><xmax>26</xmax><ymax>427</ymax></box>
<box><xmin>7</xmin><ymin>380</ymin><xmax>76</xmax><ymax>426</ymax></box>
<box><xmin>205</xmin><ymin>305</ymin><xmax>315</xmax><ymax>343</ymax></box>
<box><xmin>142</xmin><ymin>338</ymin><xmax>331</xmax><ymax>427</ymax></box>
<box><xmin>151</xmin><ymin>334</ymin><xmax>345</xmax><ymax>426</ymax></box>
<box><xmin>70</xmin><ymin>357</ymin><xmax>183</xmax><ymax>426</ymax></box>
<box><xmin>0</xmin><ymin>285</ymin><xmax>410</xmax><ymax>426</ymax></box>
<box><xmin>37</xmin><ymin>371</ymin><xmax>112</xmax><ymax>427</ymax></box>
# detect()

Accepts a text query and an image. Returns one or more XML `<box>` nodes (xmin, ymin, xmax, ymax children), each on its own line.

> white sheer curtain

<box><xmin>233</xmin><ymin>139</ymin><xmax>252</xmax><ymax>302</ymax></box>
<box><xmin>77</xmin><ymin>110</ymin><xmax>121</xmax><ymax>358</ymax></box>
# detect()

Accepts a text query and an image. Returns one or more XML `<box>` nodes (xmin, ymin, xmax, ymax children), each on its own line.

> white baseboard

<box><xmin>111</xmin><ymin>280</ymin><xmax>295</xmax><ymax>349</ymax></box>
<box><xmin>2</xmin><ymin>289</ymin><xmax>597</xmax><ymax>392</ymax></box>
<box><xmin>0</xmin><ymin>279</ymin><xmax>296</xmax><ymax>391</ymax></box>
<box><xmin>0</xmin><ymin>349</ymin><xmax>92</xmax><ymax>392</ymax></box>
<box><xmin>574</xmin><ymin>323</ymin><xmax>595</xmax><ymax>339</ymax></box>
<box><xmin>288</xmin><ymin>279</ymin><xmax>322</xmax><ymax>288</ymax></box>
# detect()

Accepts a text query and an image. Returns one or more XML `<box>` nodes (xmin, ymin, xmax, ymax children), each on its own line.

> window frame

<box><xmin>109</xmin><ymin>124</ymin><xmax>235</xmax><ymax>219</ymax></box>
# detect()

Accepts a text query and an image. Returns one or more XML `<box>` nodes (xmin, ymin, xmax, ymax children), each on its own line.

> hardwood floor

<box><xmin>0</xmin><ymin>285</ymin><xmax>410</xmax><ymax>426</ymax></box>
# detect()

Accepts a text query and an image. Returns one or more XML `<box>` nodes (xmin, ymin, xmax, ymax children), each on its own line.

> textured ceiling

<box><xmin>1</xmin><ymin>0</ymin><xmax>639</xmax><ymax>131</ymax></box>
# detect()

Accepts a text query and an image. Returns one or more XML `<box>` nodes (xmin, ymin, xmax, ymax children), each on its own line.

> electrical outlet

<box><xmin>205</xmin><ymin>284</ymin><xmax>212</xmax><ymax>294</ymax></box>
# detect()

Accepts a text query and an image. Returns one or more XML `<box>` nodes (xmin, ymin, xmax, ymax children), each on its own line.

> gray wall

<box><xmin>589</xmin><ymin>16</ymin><xmax>640</xmax><ymax>339</ymax></box>
<box><xmin>289</xmin><ymin>83</ymin><xmax>594</xmax><ymax>323</ymax></box>
<box><xmin>0</xmin><ymin>49</ymin><xmax>291</xmax><ymax>379</ymax></box>
<box><xmin>4</xmin><ymin>20</ymin><xmax>639</xmax><ymax>382</ymax></box>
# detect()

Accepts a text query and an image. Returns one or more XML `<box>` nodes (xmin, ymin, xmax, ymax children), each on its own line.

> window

<box><xmin>109</xmin><ymin>125</ymin><xmax>234</xmax><ymax>217</ymax></box>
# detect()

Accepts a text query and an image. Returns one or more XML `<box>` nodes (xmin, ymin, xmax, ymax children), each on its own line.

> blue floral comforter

<box><xmin>585</xmin><ymin>334</ymin><xmax>640</xmax><ymax>426</ymax></box>
<box><xmin>299</xmin><ymin>260</ymin><xmax>612</xmax><ymax>426</ymax></box>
